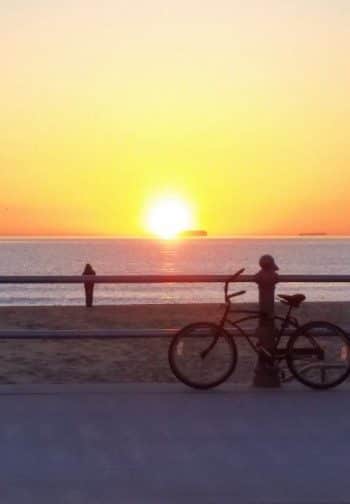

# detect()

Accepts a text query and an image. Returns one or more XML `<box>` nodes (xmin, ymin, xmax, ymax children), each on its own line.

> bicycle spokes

<box><xmin>175</xmin><ymin>326</ymin><xmax>221</xmax><ymax>359</ymax></box>
<box><xmin>169</xmin><ymin>323</ymin><xmax>237</xmax><ymax>389</ymax></box>
<box><xmin>287</xmin><ymin>322</ymin><xmax>350</xmax><ymax>388</ymax></box>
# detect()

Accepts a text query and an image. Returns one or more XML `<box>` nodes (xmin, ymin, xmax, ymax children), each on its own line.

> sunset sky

<box><xmin>1</xmin><ymin>1</ymin><xmax>349</xmax><ymax>237</ymax></box>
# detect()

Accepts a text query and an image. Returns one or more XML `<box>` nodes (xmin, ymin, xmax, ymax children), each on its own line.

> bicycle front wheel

<box><xmin>168</xmin><ymin>322</ymin><xmax>237</xmax><ymax>389</ymax></box>
<box><xmin>286</xmin><ymin>321</ymin><xmax>350</xmax><ymax>389</ymax></box>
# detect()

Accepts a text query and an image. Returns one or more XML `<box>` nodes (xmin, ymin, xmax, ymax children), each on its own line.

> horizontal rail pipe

<box><xmin>1</xmin><ymin>325</ymin><xmax>348</xmax><ymax>340</ymax></box>
<box><xmin>0</xmin><ymin>327</ymin><xmax>258</xmax><ymax>339</ymax></box>
<box><xmin>0</xmin><ymin>274</ymin><xmax>253</xmax><ymax>284</ymax></box>
<box><xmin>1</xmin><ymin>274</ymin><xmax>350</xmax><ymax>284</ymax></box>
<box><xmin>0</xmin><ymin>329</ymin><xmax>178</xmax><ymax>339</ymax></box>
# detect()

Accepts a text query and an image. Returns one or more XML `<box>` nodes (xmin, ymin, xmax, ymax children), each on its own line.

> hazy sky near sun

<box><xmin>1</xmin><ymin>0</ymin><xmax>349</xmax><ymax>236</ymax></box>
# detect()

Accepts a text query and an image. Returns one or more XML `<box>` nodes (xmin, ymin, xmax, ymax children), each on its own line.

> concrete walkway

<box><xmin>0</xmin><ymin>383</ymin><xmax>349</xmax><ymax>504</ymax></box>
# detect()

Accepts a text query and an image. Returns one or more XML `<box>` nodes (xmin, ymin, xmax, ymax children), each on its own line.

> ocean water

<box><xmin>0</xmin><ymin>237</ymin><xmax>349</xmax><ymax>305</ymax></box>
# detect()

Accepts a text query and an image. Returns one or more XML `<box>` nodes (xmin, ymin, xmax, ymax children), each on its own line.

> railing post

<box><xmin>253</xmin><ymin>255</ymin><xmax>280</xmax><ymax>387</ymax></box>
<box><xmin>82</xmin><ymin>264</ymin><xmax>96</xmax><ymax>307</ymax></box>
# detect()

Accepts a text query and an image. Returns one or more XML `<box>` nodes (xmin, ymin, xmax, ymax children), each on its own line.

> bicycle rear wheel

<box><xmin>286</xmin><ymin>321</ymin><xmax>350</xmax><ymax>389</ymax></box>
<box><xmin>168</xmin><ymin>322</ymin><xmax>237</xmax><ymax>389</ymax></box>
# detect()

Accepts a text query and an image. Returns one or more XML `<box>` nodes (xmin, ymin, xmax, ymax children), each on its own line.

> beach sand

<box><xmin>0</xmin><ymin>303</ymin><xmax>349</xmax><ymax>384</ymax></box>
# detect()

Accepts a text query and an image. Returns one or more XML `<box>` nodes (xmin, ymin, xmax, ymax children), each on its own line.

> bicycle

<box><xmin>168</xmin><ymin>268</ymin><xmax>350</xmax><ymax>390</ymax></box>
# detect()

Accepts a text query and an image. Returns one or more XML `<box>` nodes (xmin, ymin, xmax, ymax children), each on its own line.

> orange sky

<box><xmin>1</xmin><ymin>1</ymin><xmax>349</xmax><ymax>236</ymax></box>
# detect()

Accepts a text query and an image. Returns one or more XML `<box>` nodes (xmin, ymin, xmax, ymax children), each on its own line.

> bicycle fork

<box><xmin>200</xmin><ymin>326</ymin><xmax>223</xmax><ymax>359</ymax></box>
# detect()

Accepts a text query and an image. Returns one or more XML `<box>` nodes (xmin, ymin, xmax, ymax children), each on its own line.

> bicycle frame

<box><xmin>218</xmin><ymin>301</ymin><xmax>300</xmax><ymax>359</ymax></box>
<box><xmin>211</xmin><ymin>272</ymin><xmax>321</xmax><ymax>369</ymax></box>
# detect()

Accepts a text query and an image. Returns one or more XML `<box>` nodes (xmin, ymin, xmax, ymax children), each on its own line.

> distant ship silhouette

<box><xmin>299</xmin><ymin>232</ymin><xmax>327</xmax><ymax>236</ymax></box>
<box><xmin>179</xmin><ymin>229</ymin><xmax>208</xmax><ymax>237</ymax></box>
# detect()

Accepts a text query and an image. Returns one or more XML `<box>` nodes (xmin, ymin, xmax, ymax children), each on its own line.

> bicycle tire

<box><xmin>286</xmin><ymin>321</ymin><xmax>350</xmax><ymax>389</ymax></box>
<box><xmin>168</xmin><ymin>322</ymin><xmax>237</xmax><ymax>389</ymax></box>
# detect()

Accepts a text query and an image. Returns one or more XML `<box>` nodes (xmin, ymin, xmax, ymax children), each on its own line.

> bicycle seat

<box><xmin>278</xmin><ymin>294</ymin><xmax>306</xmax><ymax>308</ymax></box>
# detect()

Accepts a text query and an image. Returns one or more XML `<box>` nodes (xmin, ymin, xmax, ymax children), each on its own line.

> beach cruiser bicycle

<box><xmin>168</xmin><ymin>268</ymin><xmax>350</xmax><ymax>390</ymax></box>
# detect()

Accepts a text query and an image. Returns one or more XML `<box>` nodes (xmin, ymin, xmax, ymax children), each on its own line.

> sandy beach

<box><xmin>0</xmin><ymin>302</ymin><xmax>349</xmax><ymax>384</ymax></box>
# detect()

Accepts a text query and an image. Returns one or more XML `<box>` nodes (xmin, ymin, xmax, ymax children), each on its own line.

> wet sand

<box><xmin>0</xmin><ymin>303</ymin><xmax>349</xmax><ymax>384</ymax></box>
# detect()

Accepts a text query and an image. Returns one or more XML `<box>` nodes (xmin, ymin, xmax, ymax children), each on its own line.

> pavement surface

<box><xmin>0</xmin><ymin>382</ymin><xmax>349</xmax><ymax>504</ymax></box>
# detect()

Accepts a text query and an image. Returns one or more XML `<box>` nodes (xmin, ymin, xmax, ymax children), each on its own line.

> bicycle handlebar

<box><xmin>227</xmin><ymin>290</ymin><xmax>246</xmax><ymax>300</ymax></box>
<box><xmin>224</xmin><ymin>268</ymin><xmax>245</xmax><ymax>302</ymax></box>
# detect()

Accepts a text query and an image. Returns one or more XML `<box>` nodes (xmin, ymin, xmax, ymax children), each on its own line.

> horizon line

<box><xmin>1</xmin><ymin>233</ymin><xmax>350</xmax><ymax>240</ymax></box>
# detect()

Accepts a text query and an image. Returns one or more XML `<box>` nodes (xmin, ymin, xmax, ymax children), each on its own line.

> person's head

<box><xmin>84</xmin><ymin>263</ymin><xmax>95</xmax><ymax>274</ymax></box>
<box><xmin>259</xmin><ymin>254</ymin><xmax>279</xmax><ymax>271</ymax></box>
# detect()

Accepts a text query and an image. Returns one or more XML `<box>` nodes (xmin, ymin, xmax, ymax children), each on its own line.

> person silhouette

<box><xmin>82</xmin><ymin>263</ymin><xmax>96</xmax><ymax>307</ymax></box>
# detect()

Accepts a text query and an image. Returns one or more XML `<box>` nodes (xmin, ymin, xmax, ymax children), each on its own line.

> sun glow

<box><xmin>146</xmin><ymin>197</ymin><xmax>194</xmax><ymax>239</ymax></box>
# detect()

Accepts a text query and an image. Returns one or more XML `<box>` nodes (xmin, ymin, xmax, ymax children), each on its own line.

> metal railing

<box><xmin>0</xmin><ymin>272</ymin><xmax>349</xmax><ymax>336</ymax></box>
<box><xmin>1</xmin><ymin>258</ymin><xmax>350</xmax><ymax>386</ymax></box>
<box><xmin>1</xmin><ymin>273</ymin><xmax>349</xmax><ymax>308</ymax></box>
<box><xmin>1</xmin><ymin>273</ymin><xmax>350</xmax><ymax>283</ymax></box>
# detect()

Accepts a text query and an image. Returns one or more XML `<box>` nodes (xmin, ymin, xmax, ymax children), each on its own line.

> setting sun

<box><xmin>146</xmin><ymin>197</ymin><xmax>194</xmax><ymax>239</ymax></box>
<box><xmin>1</xmin><ymin>2</ymin><xmax>350</xmax><ymax>237</ymax></box>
